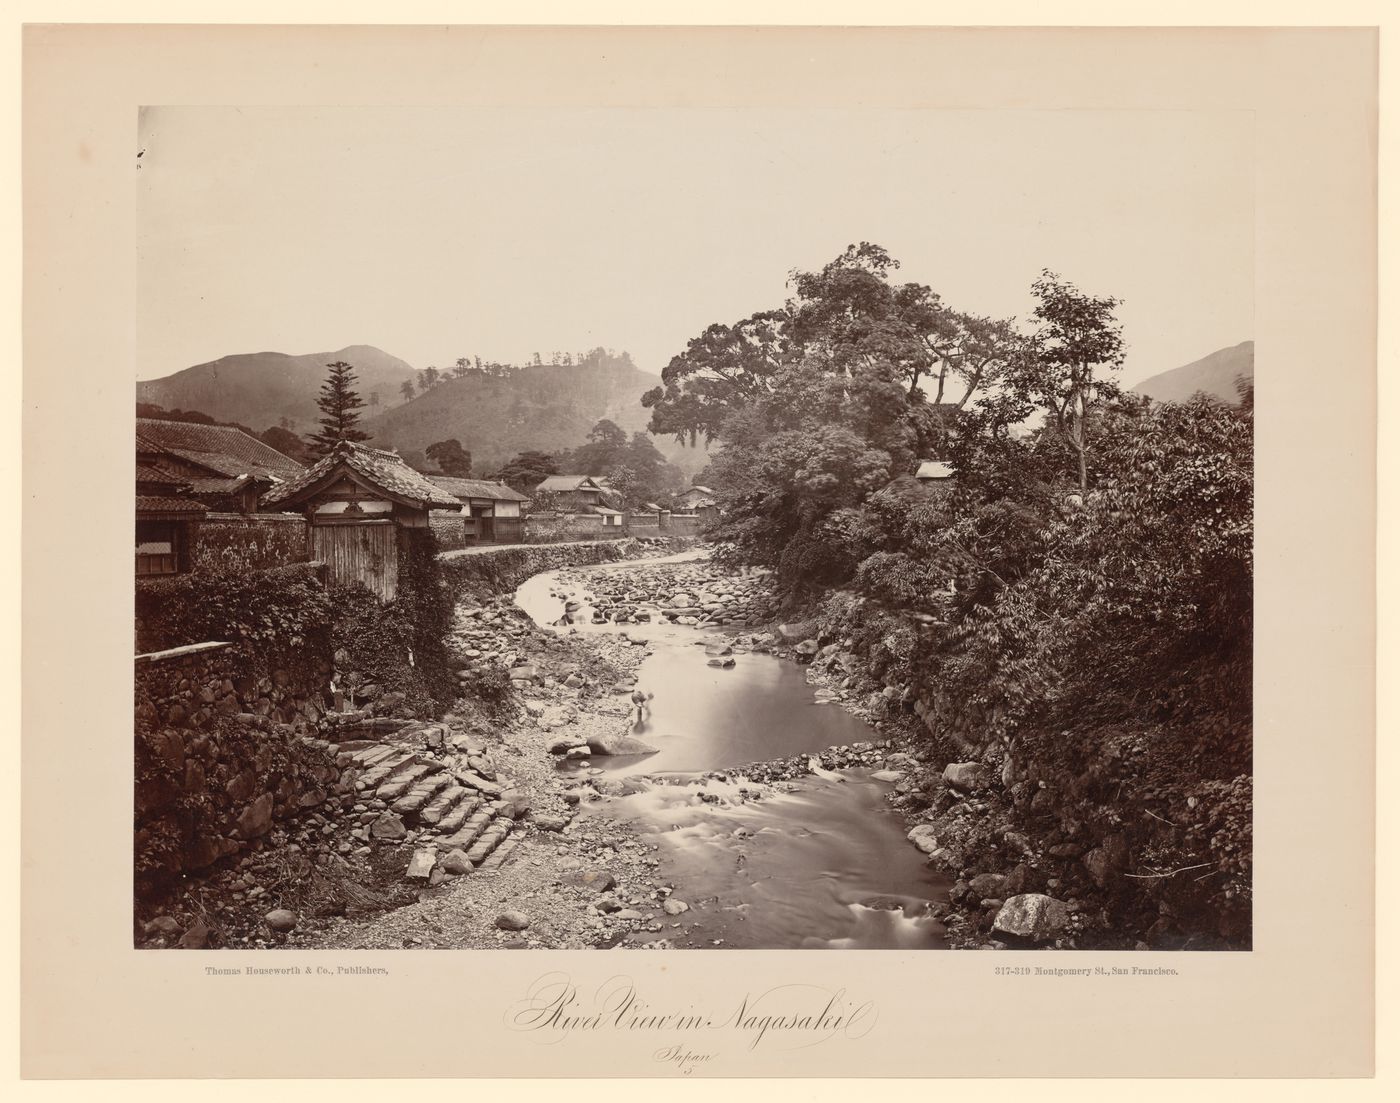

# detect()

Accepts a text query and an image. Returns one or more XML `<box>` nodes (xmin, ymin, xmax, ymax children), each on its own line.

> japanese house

<box><xmin>136</xmin><ymin>418</ymin><xmax>305</xmax><ymax>514</ymax></box>
<box><xmin>259</xmin><ymin>440</ymin><xmax>460</xmax><ymax>601</ymax></box>
<box><xmin>427</xmin><ymin>476</ymin><xmax>531</xmax><ymax>545</ymax></box>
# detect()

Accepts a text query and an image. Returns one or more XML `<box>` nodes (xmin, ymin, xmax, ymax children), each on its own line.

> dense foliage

<box><xmin>648</xmin><ymin>243</ymin><xmax>1254</xmax><ymax>944</ymax></box>
<box><xmin>135</xmin><ymin>562</ymin><xmax>334</xmax><ymax>675</ymax></box>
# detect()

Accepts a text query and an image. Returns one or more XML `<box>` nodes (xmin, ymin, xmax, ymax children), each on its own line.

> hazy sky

<box><xmin>137</xmin><ymin>106</ymin><xmax>1252</xmax><ymax>386</ymax></box>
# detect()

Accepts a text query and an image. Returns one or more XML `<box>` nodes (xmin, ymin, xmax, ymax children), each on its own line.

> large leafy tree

<box><xmin>306</xmin><ymin>361</ymin><xmax>371</xmax><ymax>455</ymax></box>
<box><xmin>425</xmin><ymin>439</ymin><xmax>472</xmax><ymax>477</ymax></box>
<box><xmin>1005</xmin><ymin>269</ymin><xmax>1126</xmax><ymax>490</ymax></box>
<box><xmin>493</xmin><ymin>450</ymin><xmax>560</xmax><ymax>494</ymax></box>
<box><xmin>569</xmin><ymin>419</ymin><xmax>629</xmax><ymax>474</ymax></box>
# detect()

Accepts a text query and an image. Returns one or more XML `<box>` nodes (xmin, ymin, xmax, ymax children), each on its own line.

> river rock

<box><xmin>777</xmin><ymin>620</ymin><xmax>817</xmax><ymax>642</ymax></box>
<box><xmin>943</xmin><ymin>762</ymin><xmax>990</xmax><ymax>791</ymax></box>
<box><xmin>563</xmin><ymin>869</ymin><xmax>617</xmax><ymax>892</ymax></box>
<box><xmin>706</xmin><ymin>656</ymin><xmax>736</xmax><ymax>668</ymax></box>
<box><xmin>871</xmin><ymin>769</ymin><xmax>903</xmax><ymax>783</ymax></box>
<box><xmin>992</xmin><ymin>894</ymin><xmax>1070</xmax><ymax>941</ymax></box>
<box><xmin>907</xmin><ymin>824</ymin><xmax>940</xmax><ymax>855</ymax></box>
<box><xmin>370</xmin><ymin>811</ymin><xmax>408</xmax><ymax>841</ymax></box>
<box><xmin>263</xmin><ymin>908</ymin><xmax>297</xmax><ymax>933</ymax></box>
<box><xmin>405</xmin><ymin>848</ymin><xmax>437</xmax><ymax>881</ymax></box>
<box><xmin>531</xmin><ymin>813</ymin><xmax>572</xmax><ymax>832</ymax></box>
<box><xmin>968</xmin><ymin>872</ymin><xmax>1008</xmax><ymax>899</ymax></box>
<box><xmin>495</xmin><ymin>911</ymin><xmax>531</xmax><ymax>931</ymax></box>
<box><xmin>662</xmin><ymin>899</ymin><xmax>690</xmax><ymax>916</ymax></box>
<box><xmin>440</xmin><ymin>848</ymin><xmax>473</xmax><ymax>875</ymax></box>
<box><xmin>586</xmin><ymin>733</ymin><xmax>660</xmax><ymax>756</ymax></box>
<box><xmin>235</xmin><ymin>792</ymin><xmax>274</xmax><ymax>839</ymax></box>
<box><xmin>177</xmin><ymin>922</ymin><xmax>214</xmax><ymax>949</ymax></box>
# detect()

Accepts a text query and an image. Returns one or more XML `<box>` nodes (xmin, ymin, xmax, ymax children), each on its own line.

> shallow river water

<box><xmin>515</xmin><ymin>555</ymin><xmax>949</xmax><ymax>949</ymax></box>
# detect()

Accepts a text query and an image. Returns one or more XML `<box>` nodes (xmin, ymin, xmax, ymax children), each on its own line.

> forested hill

<box><xmin>362</xmin><ymin>352</ymin><xmax>706</xmax><ymax>477</ymax></box>
<box><xmin>1131</xmin><ymin>340</ymin><xmax>1254</xmax><ymax>404</ymax></box>
<box><xmin>136</xmin><ymin>345</ymin><xmax>417</xmax><ymax>430</ymax></box>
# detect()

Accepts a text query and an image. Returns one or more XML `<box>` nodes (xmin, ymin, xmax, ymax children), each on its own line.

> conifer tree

<box><xmin>307</xmin><ymin>361</ymin><xmax>372</xmax><ymax>455</ymax></box>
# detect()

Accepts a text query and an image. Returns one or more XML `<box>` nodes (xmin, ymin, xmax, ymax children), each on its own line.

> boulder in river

<box><xmin>907</xmin><ymin>824</ymin><xmax>940</xmax><ymax>855</ymax></box>
<box><xmin>992</xmin><ymin>893</ymin><xmax>1070</xmax><ymax>941</ymax></box>
<box><xmin>586</xmin><ymin>732</ymin><xmax>660</xmax><ymax>756</ymax></box>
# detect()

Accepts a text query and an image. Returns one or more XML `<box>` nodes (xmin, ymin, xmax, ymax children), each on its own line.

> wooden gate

<box><xmin>310</xmin><ymin>520</ymin><xmax>399</xmax><ymax>602</ymax></box>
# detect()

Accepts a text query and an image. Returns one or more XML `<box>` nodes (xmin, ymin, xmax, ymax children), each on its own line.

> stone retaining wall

<box><xmin>134</xmin><ymin>640</ymin><xmax>355</xmax><ymax>888</ymax></box>
<box><xmin>436</xmin><ymin>537</ymin><xmax>650</xmax><ymax>599</ymax></box>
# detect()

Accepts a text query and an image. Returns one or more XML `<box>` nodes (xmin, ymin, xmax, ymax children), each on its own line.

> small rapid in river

<box><xmin>515</xmin><ymin>552</ymin><xmax>950</xmax><ymax>949</ymax></box>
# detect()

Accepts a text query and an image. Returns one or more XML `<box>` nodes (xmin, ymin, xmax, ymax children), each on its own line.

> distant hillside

<box><xmin>136</xmin><ymin>345</ymin><xmax>416</xmax><ymax>431</ymax></box>
<box><xmin>1131</xmin><ymin>341</ymin><xmax>1254</xmax><ymax>405</ymax></box>
<box><xmin>363</xmin><ymin>354</ymin><xmax>709</xmax><ymax>477</ymax></box>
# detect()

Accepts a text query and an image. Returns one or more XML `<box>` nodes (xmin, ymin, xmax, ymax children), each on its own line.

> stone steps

<box><xmin>391</xmin><ymin>771</ymin><xmax>454</xmax><ymax>816</ymax></box>
<box><xmin>356</xmin><ymin>752</ymin><xmax>419</xmax><ymax>789</ymax></box>
<box><xmin>438</xmin><ymin>809</ymin><xmax>495</xmax><ymax>852</ymax></box>
<box><xmin>476</xmin><ymin>833</ymin><xmax>521</xmax><ymax>871</ymax></box>
<box><xmin>434</xmin><ymin>794</ymin><xmax>484</xmax><ymax>833</ymax></box>
<box><xmin>417</xmin><ymin>784</ymin><xmax>470</xmax><ymax>825</ymax></box>
<box><xmin>465</xmin><ymin>820</ymin><xmax>512</xmax><ymax>865</ymax></box>
<box><xmin>376</xmin><ymin>762</ymin><xmax>437</xmax><ymax>802</ymax></box>
<box><xmin>351</xmin><ymin>744</ymin><xmax>399</xmax><ymax>769</ymax></box>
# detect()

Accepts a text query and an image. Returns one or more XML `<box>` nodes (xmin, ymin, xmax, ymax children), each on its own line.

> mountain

<box><xmin>1131</xmin><ymin>341</ymin><xmax>1254</xmax><ymax>405</ymax></box>
<box><xmin>363</xmin><ymin>354</ymin><xmax>709</xmax><ymax>477</ymax></box>
<box><xmin>136</xmin><ymin>345</ymin><xmax>417</xmax><ymax>432</ymax></box>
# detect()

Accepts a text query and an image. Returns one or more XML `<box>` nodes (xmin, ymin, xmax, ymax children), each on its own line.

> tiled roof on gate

<box><xmin>260</xmin><ymin>440</ymin><xmax>461</xmax><ymax>510</ymax></box>
<box><xmin>136</xmin><ymin>419</ymin><xmax>305</xmax><ymax>479</ymax></box>
<box><xmin>136</xmin><ymin>495</ymin><xmax>209</xmax><ymax>515</ymax></box>
<box><xmin>427</xmin><ymin>476</ymin><xmax>532</xmax><ymax>502</ymax></box>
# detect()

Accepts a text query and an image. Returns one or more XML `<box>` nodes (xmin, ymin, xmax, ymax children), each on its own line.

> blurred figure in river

<box><xmin>630</xmin><ymin>689</ymin><xmax>653</xmax><ymax>727</ymax></box>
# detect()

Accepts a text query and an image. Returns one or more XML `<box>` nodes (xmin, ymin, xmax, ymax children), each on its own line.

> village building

<box><xmin>532</xmin><ymin>474</ymin><xmax>610</xmax><ymax>511</ymax></box>
<box><xmin>259</xmin><ymin>440</ymin><xmax>460</xmax><ymax>601</ymax></box>
<box><xmin>674</xmin><ymin>484</ymin><xmax>716</xmax><ymax>512</ymax></box>
<box><xmin>136</xmin><ymin>418</ymin><xmax>305</xmax><ymax>514</ymax></box>
<box><xmin>135</xmin><ymin>464</ymin><xmax>209</xmax><ymax>576</ymax></box>
<box><xmin>426</xmin><ymin>476</ymin><xmax>531</xmax><ymax>545</ymax></box>
<box><xmin>135</xmin><ymin>419</ymin><xmax>307</xmax><ymax>576</ymax></box>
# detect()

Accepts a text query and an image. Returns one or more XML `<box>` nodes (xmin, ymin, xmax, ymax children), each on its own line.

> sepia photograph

<box><xmin>131</xmin><ymin>102</ymin><xmax>1255</xmax><ymax>954</ymax></box>
<box><xmin>19</xmin><ymin>15</ymin><xmax>1379</xmax><ymax>1081</ymax></box>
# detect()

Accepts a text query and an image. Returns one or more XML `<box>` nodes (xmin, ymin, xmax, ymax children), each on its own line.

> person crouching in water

<box><xmin>630</xmin><ymin>689</ymin><xmax>653</xmax><ymax>727</ymax></box>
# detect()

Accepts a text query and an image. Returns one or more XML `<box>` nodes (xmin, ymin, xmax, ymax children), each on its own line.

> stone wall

<box><xmin>428</xmin><ymin>510</ymin><xmax>469</xmax><ymax>550</ymax></box>
<box><xmin>134</xmin><ymin>640</ymin><xmax>356</xmax><ymax>888</ymax></box>
<box><xmin>437</xmin><ymin>537</ymin><xmax>648</xmax><ymax>600</ymax></box>
<box><xmin>521</xmin><ymin>511</ymin><xmax>613</xmax><ymax>543</ymax></box>
<box><xmin>188</xmin><ymin>513</ymin><xmax>308</xmax><ymax>574</ymax></box>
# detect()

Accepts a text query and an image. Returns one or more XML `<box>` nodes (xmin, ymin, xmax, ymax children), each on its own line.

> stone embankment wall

<box><xmin>436</xmin><ymin>537</ymin><xmax>654</xmax><ymax>599</ymax></box>
<box><xmin>134</xmin><ymin>640</ymin><xmax>355</xmax><ymax>889</ymax></box>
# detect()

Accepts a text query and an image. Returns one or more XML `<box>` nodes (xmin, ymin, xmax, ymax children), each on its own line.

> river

<box><xmin>515</xmin><ymin>553</ymin><xmax>950</xmax><ymax>949</ymax></box>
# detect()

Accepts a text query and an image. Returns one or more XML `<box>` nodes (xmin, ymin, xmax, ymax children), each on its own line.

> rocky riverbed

<box><xmin>137</xmin><ymin>548</ymin><xmax>1088</xmax><ymax>952</ymax></box>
